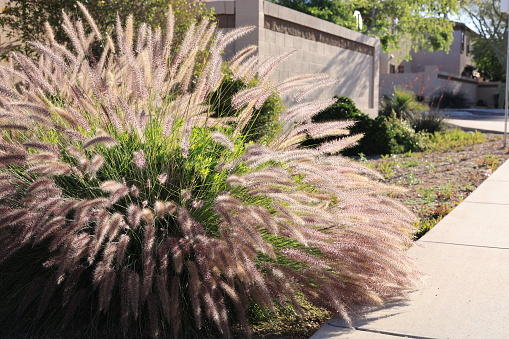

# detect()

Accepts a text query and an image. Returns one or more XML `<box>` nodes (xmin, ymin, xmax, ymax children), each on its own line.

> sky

<box><xmin>451</xmin><ymin>11</ymin><xmax>478</xmax><ymax>32</ymax></box>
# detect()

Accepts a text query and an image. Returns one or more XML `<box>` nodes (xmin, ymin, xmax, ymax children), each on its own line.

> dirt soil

<box><xmin>364</xmin><ymin>133</ymin><xmax>509</xmax><ymax>232</ymax></box>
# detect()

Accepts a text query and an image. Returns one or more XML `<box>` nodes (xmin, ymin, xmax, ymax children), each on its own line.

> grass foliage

<box><xmin>411</xmin><ymin>111</ymin><xmax>445</xmax><ymax>133</ymax></box>
<box><xmin>0</xmin><ymin>5</ymin><xmax>416</xmax><ymax>338</ymax></box>
<box><xmin>425</xmin><ymin>129</ymin><xmax>486</xmax><ymax>152</ymax></box>
<box><xmin>379</xmin><ymin>86</ymin><xmax>428</xmax><ymax>121</ymax></box>
<box><xmin>430</xmin><ymin>89</ymin><xmax>469</xmax><ymax>109</ymax></box>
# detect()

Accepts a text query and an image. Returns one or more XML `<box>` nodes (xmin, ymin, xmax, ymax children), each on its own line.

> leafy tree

<box><xmin>471</xmin><ymin>37</ymin><xmax>505</xmax><ymax>81</ymax></box>
<box><xmin>270</xmin><ymin>0</ymin><xmax>358</xmax><ymax>29</ymax></box>
<box><xmin>464</xmin><ymin>0</ymin><xmax>507</xmax><ymax>81</ymax></box>
<box><xmin>268</xmin><ymin>0</ymin><xmax>461</xmax><ymax>57</ymax></box>
<box><xmin>0</xmin><ymin>0</ymin><xmax>214</xmax><ymax>57</ymax></box>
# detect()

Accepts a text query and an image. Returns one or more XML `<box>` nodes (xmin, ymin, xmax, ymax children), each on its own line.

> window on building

<box><xmin>397</xmin><ymin>65</ymin><xmax>404</xmax><ymax>73</ymax></box>
<box><xmin>461</xmin><ymin>65</ymin><xmax>474</xmax><ymax>78</ymax></box>
<box><xmin>390</xmin><ymin>64</ymin><xmax>396</xmax><ymax>73</ymax></box>
<box><xmin>461</xmin><ymin>30</ymin><xmax>465</xmax><ymax>54</ymax></box>
<box><xmin>466</xmin><ymin>35</ymin><xmax>471</xmax><ymax>55</ymax></box>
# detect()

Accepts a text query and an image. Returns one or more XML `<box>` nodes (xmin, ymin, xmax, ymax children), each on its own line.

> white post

<box><xmin>505</xmin><ymin>15</ymin><xmax>509</xmax><ymax>147</ymax></box>
<box><xmin>502</xmin><ymin>0</ymin><xmax>509</xmax><ymax>147</ymax></box>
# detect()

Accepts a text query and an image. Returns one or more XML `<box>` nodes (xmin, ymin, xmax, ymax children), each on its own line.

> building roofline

<box><xmin>454</xmin><ymin>21</ymin><xmax>477</xmax><ymax>35</ymax></box>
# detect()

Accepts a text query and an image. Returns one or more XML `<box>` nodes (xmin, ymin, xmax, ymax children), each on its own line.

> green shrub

<box><xmin>207</xmin><ymin>71</ymin><xmax>283</xmax><ymax>144</ymax></box>
<box><xmin>357</xmin><ymin>115</ymin><xmax>425</xmax><ymax>155</ymax></box>
<box><xmin>0</xmin><ymin>8</ymin><xmax>416</xmax><ymax>338</ymax></box>
<box><xmin>304</xmin><ymin>96</ymin><xmax>425</xmax><ymax>155</ymax></box>
<box><xmin>476</xmin><ymin>99</ymin><xmax>487</xmax><ymax>107</ymax></box>
<box><xmin>310</xmin><ymin>95</ymin><xmax>367</xmax><ymax>123</ymax></box>
<box><xmin>379</xmin><ymin>86</ymin><xmax>428</xmax><ymax>121</ymax></box>
<box><xmin>424</xmin><ymin>129</ymin><xmax>486</xmax><ymax>151</ymax></box>
<box><xmin>411</xmin><ymin>111</ymin><xmax>445</xmax><ymax>133</ymax></box>
<box><xmin>301</xmin><ymin>96</ymin><xmax>372</xmax><ymax>149</ymax></box>
<box><xmin>430</xmin><ymin>89</ymin><xmax>469</xmax><ymax>109</ymax></box>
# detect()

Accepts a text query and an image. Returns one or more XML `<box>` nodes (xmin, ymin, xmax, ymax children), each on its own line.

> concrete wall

<box><xmin>435</xmin><ymin>72</ymin><xmax>478</xmax><ymax>105</ymax></box>
<box><xmin>380</xmin><ymin>72</ymin><xmax>430</xmax><ymax>99</ymax></box>
<box><xmin>381</xmin><ymin>71</ymin><xmax>501</xmax><ymax>108</ymax></box>
<box><xmin>205</xmin><ymin>0</ymin><xmax>380</xmax><ymax>116</ymax></box>
<box><xmin>477</xmin><ymin>82</ymin><xmax>501</xmax><ymax>108</ymax></box>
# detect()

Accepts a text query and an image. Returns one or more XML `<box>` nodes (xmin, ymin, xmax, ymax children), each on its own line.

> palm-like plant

<box><xmin>0</xmin><ymin>4</ymin><xmax>416</xmax><ymax>338</ymax></box>
<box><xmin>380</xmin><ymin>86</ymin><xmax>428</xmax><ymax>121</ymax></box>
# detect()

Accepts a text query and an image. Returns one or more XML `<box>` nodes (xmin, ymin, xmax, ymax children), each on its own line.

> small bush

<box><xmin>304</xmin><ymin>96</ymin><xmax>425</xmax><ymax>155</ymax></box>
<box><xmin>476</xmin><ymin>99</ymin><xmax>487</xmax><ymax>107</ymax></box>
<box><xmin>207</xmin><ymin>71</ymin><xmax>284</xmax><ymax>144</ymax></box>
<box><xmin>310</xmin><ymin>95</ymin><xmax>367</xmax><ymax>123</ymax></box>
<box><xmin>411</xmin><ymin>111</ymin><xmax>445</xmax><ymax>133</ymax></box>
<box><xmin>360</xmin><ymin>115</ymin><xmax>426</xmax><ymax>155</ymax></box>
<box><xmin>379</xmin><ymin>87</ymin><xmax>428</xmax><ymax>121</ymax></box>
<box><xmin>424</xmin><ymin>129</ymin><xmax>486</xmax><ymax>151</ymax></box>
<box><xmin>430</xmin><ymin>90</ymin><xmax>469</xmax><ymax>109</ymax></box>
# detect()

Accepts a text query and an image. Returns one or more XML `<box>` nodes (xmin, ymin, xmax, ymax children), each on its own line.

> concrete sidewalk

<box><xmin>442</xmin><ymin>108</ymin><xmax>508</xmax><ymax>134</ymax></box>
<box><xmin>310</xmin><ymin>159</ymin><xmax>509</xmax><ymax>338</ymax></box>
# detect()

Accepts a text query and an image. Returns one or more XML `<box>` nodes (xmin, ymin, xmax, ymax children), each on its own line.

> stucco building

<box><xmin>382</xmin><ymin>23</ymin><xmax>475</xmax><ymax>77</ymax></box>
<box><xmin>380</xmin><ymin>22</ymin><xmax>499</xmax><ymax>107</ymax></box>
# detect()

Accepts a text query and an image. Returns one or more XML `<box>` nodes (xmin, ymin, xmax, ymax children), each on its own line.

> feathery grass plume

<box><xmin>318</xmin><ymin>134</ymin><xmax>364</xmax><ymax>154</ymax></box>
<box><xmin>280</xmin><ymin>99</ymin><xmax>337</xmax><ymax>125</ymax></box>
<box><xmin>0</xmin><ymin>154</ymin><xmax>26</xmax><ymax>167</ymax></box>
<box><xmin>229</xmin><ymin>44</ymin><xmax>258</xmax><ymax>71</ymax></box>
<box><xmin>88</xmin><ymin>154</ymin><xmax>104</xmax><ymax>178</ymax></box>
<box><xmin>141</xmin><ymin>225</ymin><xmax>156</xmax><ymax>301</ymax></box>
<box><xmin>1</xmin><ymin>123</ymin><xmax>29</xmax><ymax>131</ymax></box>
<box><xmin>12</xmin><ymin>102</ymin><xmax>51</xmax><ymax>117</ymax></box>
<box><xmin>258</xmin><ymin>50</ymin><xmax>297</xmax><ymax>80</ymax></box>
<box><xmin>211</xmin><ymin>131</ymin><xmax>235</xmax><ymax>151</ymax></box>
<box><xmin>83</xmin><ymin>136</ymin><xmax>117</xmax><ymax>149</ymax></box>
<box><xmin>306</xmin><ymin>120</ymin><xmax>356</xmax><ymax>139</ymax></box>
<box><xmin>154</xmin><ymin>200</ymin><xmax>166</xmax><ymax>218</ymax></box>
<box><xmin>0</xmin><ymin>4</ymin><xmax>416</xmax><ymax>339</ymax></box>
<box><xmin>27</xmin><ymin>152</ymin><xmax>59</xmax><ymax>163</ymax></box>
<box><xmin>76</xmin><ymin>2</ymin><xmax>102</xmax><ymax>41</ymax></box>
<box><xmin>0</xmin><ymin>87</ymin><xmax>20</xmax><ymax>100</ymax></box>
<box><xmin>275</xmin><ymin>73</ymin><xmax>329</xmax><ymax>95</ymax></box>
<box><xmin>181</xmin><ymin>189</ymin><xmax>192</xmax><ymax>202</ymax></box>
<box><xmin>156</xmin><ymin>173</ymin><xmax>168</xmax><ymax>185</ymax></box>
<box><xmin>132</xmin><ymin>149</ymin><xmax>146</xmax><ymax>169</ymax></box>
<box><xmin>127</xmin><ymin>204</ymin><xmax>142</xmax><ymax>229</ymax></box>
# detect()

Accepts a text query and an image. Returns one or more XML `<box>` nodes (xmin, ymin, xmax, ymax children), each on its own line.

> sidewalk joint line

<box><xmin>463</xmin><ymin>201</ymin><xmax>509</xmax><ymax>206</ymax></box>
<box><xmin>420</xmin><ymin>240</ymin><xmax>509</xmax><ymax>250</ymax></box>
<box><xmin>327</xmin><ymin>324</ymin><xmax>439</xmax><ymax>339</ymax></box>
